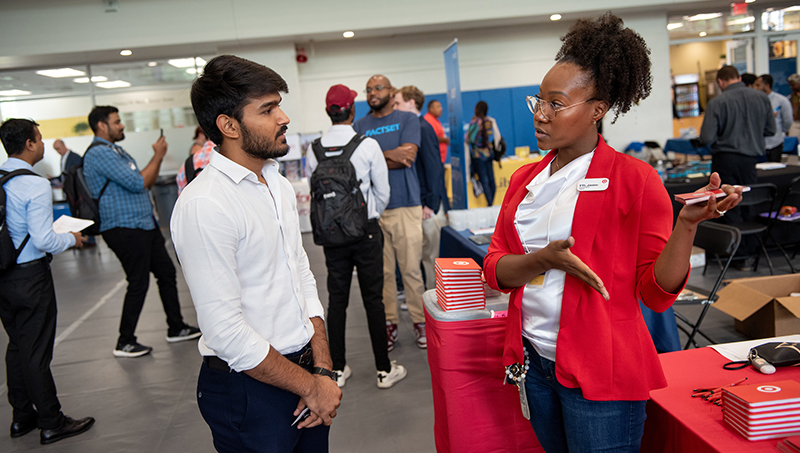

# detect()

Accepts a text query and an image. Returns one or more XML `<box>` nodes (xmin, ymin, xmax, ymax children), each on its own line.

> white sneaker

<box><xmin>377</xmin><ymin>361</ymin><xmax>407</xmax><ymax>389</ymax></box>
<box><xmin>333</xmin><ymin>365</ymin><xmax>352</xmax><ymax>388</ymax></box>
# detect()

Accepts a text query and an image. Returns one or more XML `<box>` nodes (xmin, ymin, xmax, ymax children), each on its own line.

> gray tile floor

<box><xmin>0</xmin><ymin>230</ymin><xmax>796</xmax><ymax>452</ymax></box>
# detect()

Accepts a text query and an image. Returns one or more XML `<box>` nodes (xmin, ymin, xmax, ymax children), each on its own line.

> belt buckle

<box><xmin>298</xmin><ymin>348</ymin><xmax>313</xmax><ymax>367</ymax></box>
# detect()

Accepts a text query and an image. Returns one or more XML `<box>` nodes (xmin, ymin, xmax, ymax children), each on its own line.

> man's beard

<box><xmin>369</xmin><ymin>94</ymin><xmax>390</xmax><ymax>113</ymax></box>
<box><xmin>241</xmin><ymin>122</ymin><xmax>290</xmax><ymax>160</ymax></box>
<box><xmin>113</xmin><ymin>130</ymin><xmax>125</xmax><ymax>142</ymax></box>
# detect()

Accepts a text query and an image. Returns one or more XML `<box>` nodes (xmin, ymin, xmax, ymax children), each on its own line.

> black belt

<box><xmin>17</xmin><ymin>257</ymin><xmax>48</xmax><ymax>269</ymax></box>
<box><xmin>203</xmin><ymin>344</ymin><xmax>313</xmax><ymax>373</ymax></box>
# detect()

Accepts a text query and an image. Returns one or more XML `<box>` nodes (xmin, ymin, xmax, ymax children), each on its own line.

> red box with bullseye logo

<box><xmin>434</xmin><ymin>258</ymin><xmax>485</xmax><ymax>311</ymax></box>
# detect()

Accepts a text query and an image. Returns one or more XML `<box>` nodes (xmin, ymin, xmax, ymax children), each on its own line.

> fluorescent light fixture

<box><xmin>0</xmin><ymin>89</ymin><xmax>32</xmax><ymax>96</ymax></box>
<box><xmin>686</xmin><ymin>13</ymin><xmax>723</xmax><ymax>21</ymax></box>
<box><xmin>168</xmin><ymin>57</ymin><xmax>207</xmax><ymax>68</ymax></box>
<box><xmin>73</xmin><ymin>76</ymin><xmax>108</xmax><ymax>83</ymax></box>
<box><xmin>784</xmin><ymin>6</ymin><xmax>800</xmax><ymax>11</ymax></box>
<box><xmin>120</xmin><ymin>49</ymin><xmax>132</xmax><ymax>56</ymax></box>
<box><xmin>727</xmin><ymin>17</ymin><xmax>755</xmax><ymax>26</ymax></box>
<box><xmin>343</xmin><ymin>30</ymin><xmax>355</xmax><ymax>38</ymax></box>
<box><xmin>745</xmin><ymin>0</ymin><xmax>755</xmax><ymax>3</ymax></box>
<box><xmin>699</xmin><ymin>31</ymin><xmax>708</xmax><ymax>36</ymax></box>
<box><xmin>186</xmin><ymin>68</ymin><xmax>197</xmax><ymax>74</ymax></box>
<box><xmin>36</xmin><ymin>68</ymin><xmax>86</xmax><ymax>78</ymax></box>
<box><xmin>96</xmin><ymin>80</ymin><xmax>131</xmax><ymax>89</ymax></box>
<box><xmin>148</xmin><ymin>62</ymin><xmax>158</xmax><ymax>67</ymax></box>
<box><xmin>667</xmin><ymin>22</ymin><xmax>684</xmax><ymax>30</ymax></box>
<box><xmin>550</xmin><ymin>14</ymin><xmax>562</xmax><ymax>21</ymax></box>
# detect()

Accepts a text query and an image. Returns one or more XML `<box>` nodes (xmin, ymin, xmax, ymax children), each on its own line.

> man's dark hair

<box><xmin>427</xmin><ymin>99</ymin><xmax>441</xmax><ymax>110</ymax></box>
<box><xmin>0</xmin><ymin>118</ymin><xmax>39</xmax><ymax>157</ymax></box>
<box><xmin>475</xmin><ymin>101</ymin><xmax>488</xmax><ymax>118</ymax></box>
<box><xmin>555</xmin><ymin>12</ymin><xmax>652</xmax><ymax>123</ymax></box>
<box><xmin>326</xmin><ymin>106</ymin><xmax>353</xmax><ymax>124</ymax></box>
<box><xmin>717</xmin><ymin>65</ymin><xmax>740</xmax><ymax>82</ymax></box>
<box><xmin>760</xmin><ymin>74</ymin><xmax>774</xmax><ymax>89</ymax></box>
<box><xmin>191</xmin><ymin>55</ymin><xmax>289</xmax><ymax>145</ymax></box>
<box><xmin>741</xmin><ymin>73</ymin><xmax>757</xmax><ymax>87</ymax></box>
<box><xmin>88</xmin><ymin>106</ymin><xmax>119</xmax><ymax>134</ymax></box>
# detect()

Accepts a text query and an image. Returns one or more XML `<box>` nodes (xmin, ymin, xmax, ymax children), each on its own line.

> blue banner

<box><xmin>444</xmin><ymin>40</ymin><xmax>467</xmax><ymax>209</ymax></box>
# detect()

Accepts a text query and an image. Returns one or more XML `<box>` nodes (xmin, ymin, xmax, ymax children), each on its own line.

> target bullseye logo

<box><xmin>453</xmin><ymin>261</ymin><xmax>470</xmax><ymax>266</ymax></box>
<box><xmin>757</xmin><ymin>385</ymin><xmax>782</xmax><ymax>393</ymax></box>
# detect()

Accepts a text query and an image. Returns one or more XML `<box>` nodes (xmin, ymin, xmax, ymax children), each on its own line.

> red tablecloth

<box><xmin>426</xmin><ymin>310</ymin><xmax>542</xmax><ymax>453</ymax></box>
<box><xmin>642</xmin><ymin>347</ymin><xmax>800</xmax><ymax>452</ymax></box>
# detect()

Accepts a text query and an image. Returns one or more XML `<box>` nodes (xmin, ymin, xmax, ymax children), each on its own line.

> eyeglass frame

<box><xmin>364</xmin><ymin>85</ymin><xmax>389</xmax><ymax>94</ymax></box>
<box><xmin>526</xmin><ymin>95</ymin><xmax>597</xmax><ymax>120</ymax></box>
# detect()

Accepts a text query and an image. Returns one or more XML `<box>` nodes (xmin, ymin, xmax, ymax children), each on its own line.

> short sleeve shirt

<box><xmin>353</xmin><ymin>110</ymin><xmax>421</xmax><ymax>209</ymax></box>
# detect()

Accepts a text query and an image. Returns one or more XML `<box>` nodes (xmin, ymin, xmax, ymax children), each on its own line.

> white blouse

<box><xmin>514</xmin><ymin>151</ymin><xmax>594</xmax><ymax>361</ymax></box>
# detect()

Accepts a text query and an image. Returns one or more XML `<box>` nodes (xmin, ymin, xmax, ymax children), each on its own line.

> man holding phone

<box><xmin>83</xmin><ymin>106</ymin><xmax>200</xmax><ymax>359</ymax></box>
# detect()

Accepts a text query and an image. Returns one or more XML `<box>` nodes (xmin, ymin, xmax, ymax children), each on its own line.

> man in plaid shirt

<box><xmin>83</xmin><ymin>106</ymin><xmax>200</xmax><ymax>358</ymax></box>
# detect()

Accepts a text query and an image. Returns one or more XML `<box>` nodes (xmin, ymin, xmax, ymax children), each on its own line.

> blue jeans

<box><xmin>197</xmin><ymin>363</ymin><xmax>329</xmax><ymax>453</ymax></box>
<box><xmin>473</xmin><ymin>155</ymin><xmax>496</xmax><ymax>206</ymax></box>
<box><xmin>523</xmin><ymin>338</ymin><xmax>646</xmax><ymax>453</ymax></box>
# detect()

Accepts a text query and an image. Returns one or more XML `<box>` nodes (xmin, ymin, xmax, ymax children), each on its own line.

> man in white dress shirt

<box><xmin>306</xmin><ymin>84</ymin><xmax>406</xmax><ymax>389</ymax></box>
<box><xmin>170</xmin><ymin>55</ymin><xmax>341</xmax><ymax>452</ymax></box>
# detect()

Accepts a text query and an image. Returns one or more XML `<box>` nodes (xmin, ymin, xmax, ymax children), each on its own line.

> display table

<box><xmin>424</xmin><ymin>291</ymin><xmax>542</xmax><ymax>453</ymax></box>
<box><xmin>641</xmin><ymin>346</ymin><xmax>800</xmax><ymax>452</ymax></box>
<box><xmin>664</xmin><ymin>138</ymin><xmax>711</xmax><ymax>158</ymax></box>
<box><xmin>438</xmin><ymin>226</ymin><xmax>681</xmax><ymax>353</ymax></box>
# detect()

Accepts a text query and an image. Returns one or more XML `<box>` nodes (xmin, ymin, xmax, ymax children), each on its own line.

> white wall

<box><xmin>0</xmin><ymin>0</ymin><xmax>703</xmax><ymax>64</ymax></box>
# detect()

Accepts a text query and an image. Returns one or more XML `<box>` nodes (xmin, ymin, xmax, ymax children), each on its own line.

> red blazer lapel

<box><xmin>559</xmin><ymin>135</ymin><xmax>615</xmax><ymax>327</ymax></box>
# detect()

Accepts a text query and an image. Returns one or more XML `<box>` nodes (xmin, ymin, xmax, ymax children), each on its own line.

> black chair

<box><xmin>725</xmin><ymin>183</ymin><xmax>779</xmax><ymax>274</ymax></box>
<box><xmin>767</xmin><ymin>175</ymin><xmax>800</xmax><ymax>272</ymax></box>
<box><xmin>674</xmin><ymin>222</ymin><xmax>741</xmax><ymax>349</ymax></box>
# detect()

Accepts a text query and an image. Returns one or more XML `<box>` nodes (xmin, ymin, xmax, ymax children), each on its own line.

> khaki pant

<box><xmin>422</xmin><ymin>202</ymin><xmax>448</xmax><ymax>291</ymax></box>
<box><xmin>380</xmin><ymin>206</ymin><xmax>425</xmax><ymax>324</ymax></box>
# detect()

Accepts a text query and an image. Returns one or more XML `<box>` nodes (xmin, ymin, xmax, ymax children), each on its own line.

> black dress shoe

<box><xmin>10</xmin><ymin>419</ymin><xmax>37</xmax><ymax>438</ymax></box>
<box><xmin>40</xmin><ymin>416</ymin><xmax>95</xmax><ymax>445</ymax></box>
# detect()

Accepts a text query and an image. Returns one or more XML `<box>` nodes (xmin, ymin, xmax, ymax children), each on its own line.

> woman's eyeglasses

<box><xmin>526</xmin><ymin>95</ymin><xmax>596</xmax><ymax>120</ymax></box>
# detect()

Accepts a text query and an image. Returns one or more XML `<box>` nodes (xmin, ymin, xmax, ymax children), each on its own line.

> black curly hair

<box><xmin>555</xmin><ymin>12</ymin><xmax>652</xmax><ymax>123</ymax></box>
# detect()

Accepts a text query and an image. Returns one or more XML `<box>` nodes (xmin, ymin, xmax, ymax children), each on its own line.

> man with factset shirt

<box><xmin>171</xmin><ymin>55</ymin><xmax>341</xmax><ymax>452</ymax></box>
<box><xmin>353</xmin><ymin>75</ymin><xmax>426</xmax><ymax>351</ymax></box>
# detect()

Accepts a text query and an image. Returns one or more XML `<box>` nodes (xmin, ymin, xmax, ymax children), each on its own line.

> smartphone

<box><xmin>160</xmin><ymin>128</ymin><xmax>164</xmax><ymax>137</ymax></box>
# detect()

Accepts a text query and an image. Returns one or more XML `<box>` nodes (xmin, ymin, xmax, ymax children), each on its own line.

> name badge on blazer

<box><xmin>577</xmin><ymin>178</ymin><xmax>609</xmax><ymax>192</ymax></box>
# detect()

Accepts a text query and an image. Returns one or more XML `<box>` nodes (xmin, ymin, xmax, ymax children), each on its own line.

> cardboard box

<box><xmin>690</xmin><ymin>246</ymin><xmax>706</xmax><ymax>269</ymax></box>
<box><xmin>713</xmin><ymin>274</ymin><xmax>800</xmax><ymax>339</ymax></box>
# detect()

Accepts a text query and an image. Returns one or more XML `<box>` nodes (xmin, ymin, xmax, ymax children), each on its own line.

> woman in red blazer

<box><xmin>483</xmin><ymin>14</ymin><xmax>744</xmax><ymax>453</ymax></box>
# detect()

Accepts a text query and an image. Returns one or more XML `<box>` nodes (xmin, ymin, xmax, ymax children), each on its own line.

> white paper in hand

<box><xmin>52</xmin><ymin>215</ymin><xmax>94</xmax><ymax>234</ymax></box>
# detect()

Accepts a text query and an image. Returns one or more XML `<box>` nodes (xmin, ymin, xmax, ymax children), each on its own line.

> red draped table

<box><xmin>424</xmin><ymin>292</ymin><xmax>542</xmax><ymax>453</ymax></box>
<box><xmin>642</xmin><ymin>346</ymin><xmax>800</xmax><ymax>452</ymax></box>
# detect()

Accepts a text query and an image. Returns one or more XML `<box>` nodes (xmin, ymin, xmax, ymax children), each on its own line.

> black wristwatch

<box><xmin>311</xmin><ymin>367</ymin><xmax>336</xmax><ymax>381</ymax></box>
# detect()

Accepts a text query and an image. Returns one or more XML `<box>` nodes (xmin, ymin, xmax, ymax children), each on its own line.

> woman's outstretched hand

<box><xmin>542</xmin><ymin>237</ymin><xmax>610</xmax><ymax>301</ymax></box>
<box><xmin>677</xmin><ymin>172</ymin><xmax>745</xmax><ymax>226</ymax></box>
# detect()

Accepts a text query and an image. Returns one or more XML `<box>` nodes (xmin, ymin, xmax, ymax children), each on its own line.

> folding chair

<box><xmin>768</xmin><ymin>175</ymin><xmax>800</xmax><ymax>272</ymax></box>
<box><xmin>726</xmin><ymin>183</ymin><xmax>779</xmax><ymax>274</ymax></box>
<box><xmin>674</xmin><ymin>222</ymin><xmax>740</xmax><ymax>349</ymax></box>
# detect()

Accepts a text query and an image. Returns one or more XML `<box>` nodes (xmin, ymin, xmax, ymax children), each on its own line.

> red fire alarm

<box><xmin>296</xmin><ymin>47</ymin><xmax>308</xmax><ymax>63</ymax></box>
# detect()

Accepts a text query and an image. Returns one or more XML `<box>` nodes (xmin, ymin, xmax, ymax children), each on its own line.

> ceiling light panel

<box><xmin>36</xmin><ymin>68</ymin><xmax>86</xmax><ymax>78</ymax></box>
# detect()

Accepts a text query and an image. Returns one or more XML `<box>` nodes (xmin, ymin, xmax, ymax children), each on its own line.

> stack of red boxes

<box><xmin>722</xmin><ymin>380</ymin><xmax>800</xmax><ymax>441</ymax></box>
<box><xmin>434</xmin><ymin>258</ymin><xmax>486</xmax><ymax>311</ymax></box>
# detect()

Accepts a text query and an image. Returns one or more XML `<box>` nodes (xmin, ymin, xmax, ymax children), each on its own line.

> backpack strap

<box><xmin>0</xmin><ymin>169</ymin><xmax>41</xmax><ymax>258</ymax></box>
<box><xmin>311</xmin><ymin>134</ymin><xmax>367</xmax><ymax>163</ymax></box>
<box><xmin>184</xmin><ymin>154</ymin><xmax>198</xmax><ymax>184</ymax></box>
<box><xmin>84</xmin><ymin>142</ymin><xmax>111</xmax><ymax>201</ymax></box>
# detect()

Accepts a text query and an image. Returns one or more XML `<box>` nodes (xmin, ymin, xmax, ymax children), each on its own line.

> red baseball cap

<box><xmin>326</xmin><ymin>84</ymin><xmax>357</xmax><ymax>111</ymax></box>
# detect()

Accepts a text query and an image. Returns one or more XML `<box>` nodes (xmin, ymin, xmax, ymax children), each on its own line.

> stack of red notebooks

<box><xmin>435</xmin><ymin>258</ymin><xmax>485</xmax><ymax>311</ymax></box>
<box><xmin>778</xmin><ymin>436</ymin><xmax>800</xmax><ymax>452</ymax></box>
<box><xmin>721</xmin><ymin>380</ymin><xmax>800</xmax><ymax>441</ymax></box>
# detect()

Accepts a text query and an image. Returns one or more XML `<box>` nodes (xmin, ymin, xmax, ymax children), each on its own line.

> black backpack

<box><xmin>309</xmin><ymin>134</ymin><xmax>368</xmax><ymax>247</ymax></box>
<box><xmin>0</xmin><ymin>169</ymin><xmax>38</xmax><ymax>273</ymax></box>
<box><xmin>492</xmin><ymin>136</ymin><xmax>507</xmax><ymax>167</ymax></box>
<box><xmin>63</xmin><ymin>144</ymin><xmax>109</xmax><ymax>236</ymax></box>
<box><xmin>184</xmin><ymin>154</ymin><xmax>203</xmax><ymax>186</ymax></box>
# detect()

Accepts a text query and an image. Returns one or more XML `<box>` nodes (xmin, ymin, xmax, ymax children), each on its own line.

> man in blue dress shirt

<box><xmin>82</xmin><ymin>106</ymin><xmax>200</xmax><ymax>358</ymax></box>
<box><xmin>0</xmin><ymin>118</ymin><xmax>95</xmax><ymax>444</ymax></box>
